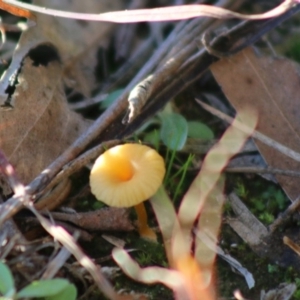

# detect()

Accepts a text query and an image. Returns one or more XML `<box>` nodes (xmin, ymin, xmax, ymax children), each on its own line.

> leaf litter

<box><xmin>211</xmin><ymin>47</ymin><xmax>300</xmax><ymax>201</ymax></box>
<box><xmin>1</xmin><ymin>1</ymin><xmax>300</xmax><ymax>300</ymax></box>
<box><xmin>0</xmin><ymin>56</ymin><xmax>91</xmax><ymax>186</ymax></box>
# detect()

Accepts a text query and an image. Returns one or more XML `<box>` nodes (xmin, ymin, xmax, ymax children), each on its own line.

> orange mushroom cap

<box><xmin>90</xmin><ymin>144</ymin><xmax>165</xmax><ymax>207</ymax></box>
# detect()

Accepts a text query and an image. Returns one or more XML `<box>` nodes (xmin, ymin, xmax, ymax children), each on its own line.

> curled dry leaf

<box><xmin>211</xmin><ymin>47</ymin><xmax>300</xmax><ymax>200</ymax></box>
<box><xmin>0</xmin><ymin>56</ymin><xmax>91</xmax><ymax>190</ymax></box>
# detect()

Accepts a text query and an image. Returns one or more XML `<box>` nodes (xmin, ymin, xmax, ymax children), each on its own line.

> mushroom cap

<box><xmin>90</xmin><ymin>144</ymin><xmax>165</xmax><ymax>207</ymax></box>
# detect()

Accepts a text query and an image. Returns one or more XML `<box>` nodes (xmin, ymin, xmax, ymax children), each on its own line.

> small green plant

<box><xmin>136</xmin><ymin>252</ymin><xmax>153</xmax><ymax>266</ymax></box>
<box><xmin>187</xmin><ymin>121</ymin><xmax>214</xmax><ymax>140</ymax></box>
<box><xmin>267</xmin><ymin>264</ymin><xmax>280</xmax><ymax>274</ymax></box>
<box><xmin>252</xmin><ymin>198</ymin><xmax>265</xmax><ymax>212</ymax></box>
<box><xmin>168</xmin><ymin>153</ymin><xmax>194</xmax><ymax>201</ymax></box>
<box><xmin>258</xmin><ymin>212</ymin><xmax>274</xmax><ymax>224</ymax></box>
<box><xmin>293</xmin><ymin>278</ymin><xmax>300</xmax><ymax>299</ymax></box>
<box><xmin>273</xmin><ymin>189</ymin><xmax>287</xmax><ymax>210</ymax></box>
<box><xmin>234</xmin><ymin>181</ymin><xmax>248</xmax><ymax>198</ymax></box>
<box><xmin>0</xmin><ymin>261</ymin><xmax>77</xmax><ymax>300</ymax></box>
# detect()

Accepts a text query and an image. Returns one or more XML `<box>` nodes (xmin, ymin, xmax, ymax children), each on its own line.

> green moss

<box><xmin>234</xmin><ymin>180</ymin><xmax>249</xmax><ymax>199</ymax></box>
<box><xmin>230</xmin><ymin>174</ymin><xmax>289</xmax><ymax>225</ymax></box>
<box><xmin>111</xmin><ymin>237</ymin><xmax>172</xmax><ymax>299</ymax></box>
<box><xmin>129</xmin><ymin>238</ymin><xmax>168</xmax><ymax>268</ymax></box>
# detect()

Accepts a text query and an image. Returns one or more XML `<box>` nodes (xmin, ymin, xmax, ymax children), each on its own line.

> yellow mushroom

<box><xmin>90</xmin><ymin>143</ymin><xmax>165</xmax><ymax>241</ymax></box>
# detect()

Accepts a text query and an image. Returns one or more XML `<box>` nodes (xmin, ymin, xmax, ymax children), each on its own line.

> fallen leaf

<box><xmin>211</xmin><ymin>47</ymin><xmax>300</xmax><ymax>200</ymax></box>
<box><xmin>33</xmin><ymin>0</ymin><xmax>124</xmax><ymax>96</ymax></box>
<box><xmin>0</xmin><ymin>56</ymin><xmax>91</xmax><ymax>189</ymax></box>
<box><xmin>0</xmin><ymin>0</ymin><xmax>124</xmax><ymax>99</ymax></box>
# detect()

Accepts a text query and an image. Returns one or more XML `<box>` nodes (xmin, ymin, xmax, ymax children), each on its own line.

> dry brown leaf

<box><xmin>33</xmin><ymin>0</ymin><xmax>124</xmax><ymax>96</ymax></box>
<box><xmin>210</xmin><ymin>47</ymin><xmax>300</xmax><ymax>200</ymax></box>
<box><xmin>0</xmin><ymin>0</ymin><xmax>124</xmax><ymax>99</ymax></box>
<box><xmin>38</xmin><ymin>0</ymin><xmax>124</xmax><ymax>95</ymax></box>
<box><xmin>0</xmin><ymin>56</ymin><xmax>91</xmax><ymax>189</ymax></box>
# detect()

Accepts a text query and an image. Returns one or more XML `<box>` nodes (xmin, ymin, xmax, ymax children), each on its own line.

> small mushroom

<box><xmin>90</xmin><ymin>143</ymin><xmax>165</xmax><ymax>241</ymax></box>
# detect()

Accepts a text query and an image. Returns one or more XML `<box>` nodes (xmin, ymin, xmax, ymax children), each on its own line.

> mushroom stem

<box><xmin>134</xmin><ymin>203</ymin><xmax>157</xmax><ymax>241</ymax></box>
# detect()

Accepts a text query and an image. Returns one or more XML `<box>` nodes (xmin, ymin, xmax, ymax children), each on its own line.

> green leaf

<box><xmin>0</xmin><ymin>262</ymin><xmax>15</xmax><ymax>297</ymax></box>
<box><xmin>160</xmin><ymin>113</ymin><xmax>188</xmax><ymax>150</ymax></box>
<box><xmin>187</xmin><ymin>121</ymin><xmax>214</xmax><ymax>140</ymax></box>
<box><xmin>45</xmin><ymin>284</ymin><xmax>77</xmax><ymax>300</ymax></box>
<box><xmin>100</xmin><ymin>89</ymin><xmax>124</xmax><ymax>109</ymax></box>
<box><xmin>143</xmin><ymin>130</ymin><xmax>160</xmax><ymax>149</ymax></box>
<box><xmin>17</xmin><ymin>279</ymin><xmax>69</xmax><ymax>298</ymax></box>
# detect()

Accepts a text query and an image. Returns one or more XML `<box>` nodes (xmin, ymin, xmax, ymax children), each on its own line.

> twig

<box><xmin>181</xmin><ymin>138</ymin><xmax>257</xmax><ymax>154</ymax></box>
<box><xmin>283</xmin><ymin>236</ymin><xmax>300</xmax><ymax>256</ymax></box>
<box><xmin>123</xmin><ymin>0</ymin><xmax>235</xmax><ymax>123</ymax></box>
<box><xmin>69</xmin><ymin>93</ymin><xmax>108</xmax><ymax>111</ymax></box>
<box><xmin>34</xmin><ymin>178</ymin><xmax>71</xmax><ymax>211</ymax></box>
<box><xmin>34</xmin><ymin>140</ymin><xmax>120</xmax><ymax>204</ymax></box>
<box><xmin>225</xmin><ymin>166</ymin><xmax>300</xmax><ymax>177</ymax></box>
<box><xmin>42</xmin><ymin>242</ymin><xmax>74</xmax><ymax>279</ymax></box>
<box><xmin>48</xmin><ymin>208</ymin><xmax>134</xmax><ymax>232</ymax></box>
<box><xmin>30</xmin><ymin>1</ymin><xmax>233</xmax><ymax>192</ymax></box>
<box><xmin>30</xmin><ymin>207</ymin><xmax>123</xmax><ymax>299</ymax></box>
<box><xmin>0</xmin><ymin>150</ymin><xmax>123</xmax><ymax>300</ymax></box>
<box><xmin>120</xmin><ymin>3</ymin><xmax>300</xmax><ymax>140</ymax></box>
<box><xmin>0</xmin><ymin>194</ymin><xmax>27</xmax><ymax>252</ymax></box>
<box><xmin>269</xmin><ymin>195</ymin><xmax>300</xmax><ymax>232</ymax></box>
<box><xmin>195</xmin><ymin>98</ymin><xmax>300</xmax><ymax>163</ymax></box>
<box><xmin>2</xmin><ymin>0</ymin><xmax>300</xmax><ymax>226</ymax></box>
<box><xmin>22</xmin><ymin>12</ymin><xmax>199</xmax><ymax>196</ymax></box>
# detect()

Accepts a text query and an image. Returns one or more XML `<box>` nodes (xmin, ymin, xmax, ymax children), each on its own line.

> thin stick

<box><xmin>196</xmin><ymin>98</ymin><xmax>300</xmax><ymax>163</ymax></box>
<box><xmin>34</xmin><ymin>140</ymin><xmax>120</xmax><ymax>206</ymax></box>
<box><xmin>124</xmin><ymin>0</ymin><xmax>235</xmax><ymax>123</ymax></box>
<box><xmin>0</xmin><ymin>150</ymin><xmax>122</xmax><ymax>300</ymax></box>
<box><xmin>30</xmin><ymin>206</ymin><xmax>123</xmax><ymax>299</ymax></box>
<box><xmin>225</xmin><ymin>166</ymin><xmax>300</xmax><ymax>177</ymax></box>
<box><xmin>269</xmin><ymin>195</ymin><xmax>300</xmax><ymax>232</ymax></box>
